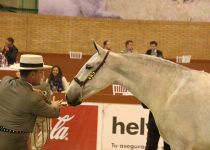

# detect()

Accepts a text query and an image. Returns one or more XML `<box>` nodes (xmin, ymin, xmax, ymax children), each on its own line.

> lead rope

<box><xmin>32</xmin><ymin>89</ymin><xmax>51</xmax><ymax>150</ymax></box>
<box><xmin>34</xmin><ymin>118</ymin><xmax>51</xmax><ymax>150</ymax></box>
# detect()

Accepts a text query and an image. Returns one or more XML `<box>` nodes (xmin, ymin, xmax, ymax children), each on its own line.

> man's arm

<box><xmin>31</xmin><ymin>94</ymin><xmax>62</xmax><ymax>118</ymax></box>
<box><xmin>33</xmin><ymin>82</ymin><xmax>52</xmax><ymax>104</ymax></box>
<box><xmin>145</xmin><ymin>49</ymin><xmax>151</xmax><ymax>55</ymax></box>
<box><xmin>2</xmin><ymin>46</ymin><xmax>7</xmax><ymax>54</ymax></box>
<box><xmin>158</xmin><ymin>50</ymin><xmax>164</xmax><ymax>58</ymax></box>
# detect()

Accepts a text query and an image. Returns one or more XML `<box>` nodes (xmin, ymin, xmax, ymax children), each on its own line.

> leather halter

<box><xmin>74</xmin><ymin>51</ymin><xmax>110</xmax><ymax>87</ymax></box>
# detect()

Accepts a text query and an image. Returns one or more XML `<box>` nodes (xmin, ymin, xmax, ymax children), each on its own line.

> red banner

<box><xmin>44</xmin><ymin>105</ymin><xmax>98</xmax><ymax>150</ymax></box>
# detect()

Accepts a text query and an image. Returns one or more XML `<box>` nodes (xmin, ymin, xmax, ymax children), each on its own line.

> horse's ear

<box><xmin>93</xmin><ymin>40</ymin><xmax>103</xmax><ymax>55</ymax></box>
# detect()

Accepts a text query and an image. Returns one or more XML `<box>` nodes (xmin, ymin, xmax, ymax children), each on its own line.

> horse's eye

<box><xmin>86</xmin><ymin>64</ymin><xmax>93</xmax><ymax>70</ymax></box>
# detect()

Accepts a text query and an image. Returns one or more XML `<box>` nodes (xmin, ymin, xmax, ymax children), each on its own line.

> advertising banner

<box><xmin>45</xmin><ymin>105</ymin><xmax>98</xmax><ymax>150</ymax></box>
<box><xmin>43</xmin><ymin>103</ymin><xmax>164</xmax><ymax>150</ymax></box>
<box><xmin>98</xmin><ymin>104</ymin><xmax>163</xmax><ymax>150</ymax></box>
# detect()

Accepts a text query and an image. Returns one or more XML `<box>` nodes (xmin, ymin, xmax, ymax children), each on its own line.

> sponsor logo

<box><xmin>50</xmin><ymin>115</ymin><xmax>75</xmax><ymax>141</ymax></box>
<box><xmin>112</xmin><ymin>116</ymin><xmax>145</xmax><ymax>135</ymax></box>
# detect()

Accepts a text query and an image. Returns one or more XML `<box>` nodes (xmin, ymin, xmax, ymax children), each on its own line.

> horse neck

<box><xmin>108</xmin><ymin>53</ymin><xmax>189</xmax><ymax>111</ymax></box>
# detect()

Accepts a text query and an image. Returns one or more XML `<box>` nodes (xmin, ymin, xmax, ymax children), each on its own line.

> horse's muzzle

<box><xmin>66</xmin><ymin>95</ymin><xmax>82</xmax><ymax>106</ymax></box>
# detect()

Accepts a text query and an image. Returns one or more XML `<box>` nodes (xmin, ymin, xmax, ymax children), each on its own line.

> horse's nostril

<box><xmin>66</xmin><ymin>91</ymin><xmax>82</xmax><ymax>106</ymax></box>
<box><xmin>68</xmin><ymin>100</ymin><xmax>82</xmax><ymax>106</ymax></box>
<box><xmin>66</xmin><ymin>95</ymin><xmax>82</xmax><ymax>106</ymax></box>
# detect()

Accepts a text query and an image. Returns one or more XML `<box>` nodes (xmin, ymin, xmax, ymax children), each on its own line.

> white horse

<box><xmin>66</xmin><ymin>41</ymin><xmax>210</xmax><ymax>150</ymax></box>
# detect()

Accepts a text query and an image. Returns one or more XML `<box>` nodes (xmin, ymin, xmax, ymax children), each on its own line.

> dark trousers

<box><xmin>145</xmin><ymin>112</ymin><xmax>170</xmax><ymax>150</ymax></box>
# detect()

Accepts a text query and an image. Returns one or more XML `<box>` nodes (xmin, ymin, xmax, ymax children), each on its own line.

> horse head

<box><xmin>66</xmin><ymin>41</ymin><xmax>116</xmax><ymax>106</ymax></box>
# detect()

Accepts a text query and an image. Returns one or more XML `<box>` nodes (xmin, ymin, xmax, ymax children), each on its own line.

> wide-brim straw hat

<box><xmin>10</xmin><ymin>54</ymin><xmax>52</xmax><ymax>70</ymax></box>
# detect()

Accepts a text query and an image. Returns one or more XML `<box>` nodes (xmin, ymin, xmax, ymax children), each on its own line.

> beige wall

<box><xmin>106</xmin><ymin>0</ymin><xmax>210</xmax><ymax>21</ymax></box>
<box><xmin>0</xmin><ymin>12</ymin><xmax>210</xmax><ymax>60</ymax></box>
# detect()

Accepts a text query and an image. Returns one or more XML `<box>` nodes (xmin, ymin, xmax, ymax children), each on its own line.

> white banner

<box><xmin>97</xmin><ymin>103</ymin><xmax>163</xmax><ymax>150</ymax></box>
<box><xmin>38</xmin><ymin>0</ymin><xmax>210</xmax><ymax>22</ymax></box>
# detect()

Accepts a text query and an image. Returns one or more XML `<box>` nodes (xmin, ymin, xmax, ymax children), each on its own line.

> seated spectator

<box><xmin>46</xmin><ymin>66</ymin><xmax>68</xmax><ymax>93</ymax></box>
<box><xmin>121</xmin><ymin>40</ymin><xmax>134</xmax><ymax>53</ymax></box>
<box><xmin>2</xmin><ymin>37</ymin><xmax>18</xmax><ymax>65</ymax></box>
<box><xmin>103</xmin><ymin>40</ymin><xmax>111</xmax><ymax>50</ymax></box>
<box><xmin>145</xmin><ymin>41</ymin><xmax>163</xmax><ymax>57</ymax></box>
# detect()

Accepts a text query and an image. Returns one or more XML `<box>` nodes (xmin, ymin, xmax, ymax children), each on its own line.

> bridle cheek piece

<box><xmin>73</xmin><ymin>51</ymin><xmax>110</xmax><ymax>100</ymax></box>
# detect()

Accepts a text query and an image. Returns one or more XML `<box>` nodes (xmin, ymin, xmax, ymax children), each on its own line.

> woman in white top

<box><xmin>46</xmin><ymin>66</ymin><xmax>68</xmax><ymax>93</ymax></box>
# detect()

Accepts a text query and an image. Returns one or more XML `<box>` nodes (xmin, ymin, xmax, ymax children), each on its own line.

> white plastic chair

<box><xmin>112</xmin><ymin>84</ymin><xmax>133</xmax><ymax>95</ymax></box>
<box><xmin>182</xmin><ymin>55</ymin><xmax>191</xmax><ymax>63</ymax></box>
<box><xmin>176</xmin><ymin>55</ymin><xmax>191</xmax><ymax>63</ymax></box>
<box><xmin>112</xmin><ymin>84</ymin><xmax>127</xmax><ymax>95</ymax></box>
<box><xmin>69</xmin><ymin>51</ymin><xmax>82</xmax><ymax>59</ymax></box>
<box><xmin>123</xmin><ymin>91</ymin><xmax>133</xmax><ymax>96</ymax></box>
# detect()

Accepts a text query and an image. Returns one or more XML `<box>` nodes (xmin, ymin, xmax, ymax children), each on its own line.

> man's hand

<box><xmin>4</xmin><ymin>46</ymin><xmax>9</xmax><ymax>52</ymax></box>
<box><xmin>2</xmin><ymin>46</ymin><xmax>9</xmax><ymax>54</ymax></box>
<box><xmin>51</xmin><ymin>96</ymin><xmax>63</xmax><ymax>109</ymax></box>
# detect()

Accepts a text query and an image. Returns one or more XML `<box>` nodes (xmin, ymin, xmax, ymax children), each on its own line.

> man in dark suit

<box><xmin>145</xmin><ymin>41</ymin><xmax>163</xmax><ymax>57</ymax></box>
<box><xmin>144</xmin><ymin>41</ymin><xmax>170</xmax><ymax>150</ymax></box>
<box><xmin>0</xmin><ymin>54</ymin><xmax>63</xmax><ymax>150</ymax></box>
<box><xmin>2</xmin><ymin>37</ymin><xmax>18</xmax><ymax>65</ymax></box>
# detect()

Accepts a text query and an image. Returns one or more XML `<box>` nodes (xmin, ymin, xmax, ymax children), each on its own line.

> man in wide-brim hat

<box><xmin>0</xmin><ymin>54</ymin><xmax>63</xmax><ymax>150</ymax></box>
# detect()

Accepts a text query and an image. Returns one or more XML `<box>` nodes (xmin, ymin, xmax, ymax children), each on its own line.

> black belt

<box><xmin>0</xmin><ymin>126</ymin><xmax>28</xmax><ymax>134</ymax></box>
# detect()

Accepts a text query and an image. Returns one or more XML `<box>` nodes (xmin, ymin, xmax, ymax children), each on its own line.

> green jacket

<box><xmin>0</xmin><ymin>76</ymin><xmax>60</xmax><ymax>150</ymax></box>
<box><xmin>0</xmin><ymin>76</ymin><xmax>59</xmax><ymax>132</ymax></box>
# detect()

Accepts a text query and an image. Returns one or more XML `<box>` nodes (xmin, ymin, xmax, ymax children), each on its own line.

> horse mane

<box><xmin>120</xmin><ymin>53</ymin><xmax>190</xmax><ymax>71</ymax></box>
